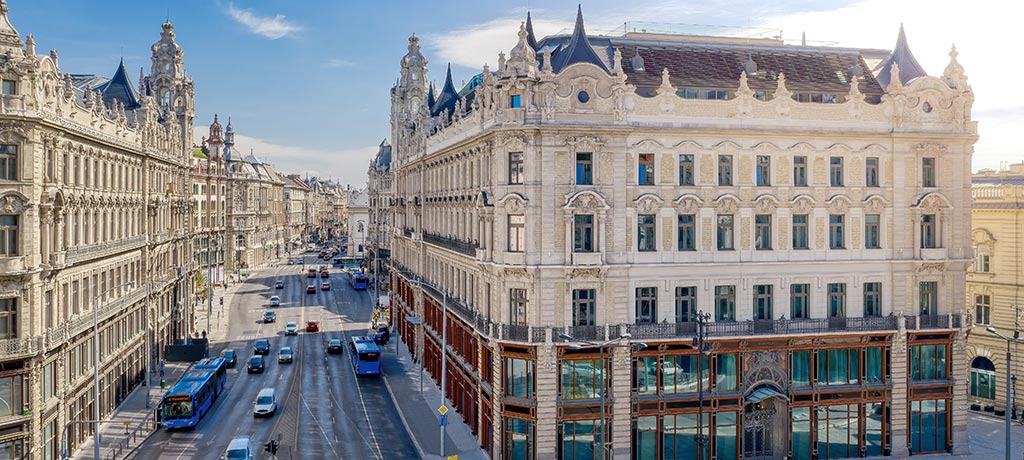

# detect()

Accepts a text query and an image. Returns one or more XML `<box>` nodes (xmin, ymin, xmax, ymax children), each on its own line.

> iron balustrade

<box><xmin>421</xmin><ymin>231</ymin><xmax>478</xmax><ymax>257</ymax></box>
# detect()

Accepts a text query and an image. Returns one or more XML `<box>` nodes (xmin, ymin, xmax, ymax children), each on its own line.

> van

<box><xmin>253</xmin><ymin>388</ymin><xmax>277</xmax><ymax>417</ymax></box>
<box><xmin>222</xmin><ymin>436</ymin><xmax>253</xmax><ymax>460</ymax></box>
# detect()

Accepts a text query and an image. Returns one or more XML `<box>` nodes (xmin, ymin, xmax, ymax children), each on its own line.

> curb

<box><xmin>381</xmin><ymin>371</ymin><xmax>428</xmax><ymax>460</ymax></box>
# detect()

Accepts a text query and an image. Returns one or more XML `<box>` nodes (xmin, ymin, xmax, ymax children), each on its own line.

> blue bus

<box><xmin>161</xmin><ymin>357</ymin><xmax>228</xmax><ymax>429</ymax></box>
<box><xmin>349</xmin><ymin>271</ymin><xmax>369</xmax><ymax>290</ymax></box>
<box><xmin>334</xmin><ymin>256</ymin><xmax>363</xmax><ymax>272</ymax></box>
<box><xmin>348</xmin><ymin>336</ymin><xmax>381</xmax><ymax>376</ymax></box>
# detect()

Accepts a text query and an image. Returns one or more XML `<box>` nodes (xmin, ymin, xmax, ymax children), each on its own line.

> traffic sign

<box><xmin>439</xmin><ymin>414</ymin><xmax>448</xmax><ymax>426</ymax></box>
<box><xmin>438</xmin><ymin>405</ymin><xmax>448</xmax><ymax>415</ymax></box>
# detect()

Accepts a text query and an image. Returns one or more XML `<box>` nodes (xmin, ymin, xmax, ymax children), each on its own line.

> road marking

<box><xmin>334</xmin><ymin>296</ymin><xmax>384</xmax><ymax>460</ymax></box>
<box><xmin>300</xmin><ymin>395</ymin><xmax>343</xmax><ymax>459</ymax></box>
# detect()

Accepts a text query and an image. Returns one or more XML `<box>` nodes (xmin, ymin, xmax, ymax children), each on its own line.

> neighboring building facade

<box><xmin>283</xmin><ymin>174</ymin><xmax>312</xmax><ymax>254</ymax></box>
<box><xmin>966</xmin><ymin>165</ymin><xmax>1024</xmax><ymax>415</ymax></box>
<box><xmin>223</xmin><ymin>136</ymin><xmax>285</xmax><ymax>274</ymax></box>
<box><xmin>192</xmin><ymin>116</ymin><xmax>228</xmax><ymax>286</ymax></box>
<box><xmin>388</xmin><ymin>9</ymin><xmax>976</xmax><ymax>460</ymax></box>
<box><xmin>346</xmin><ymin>187</ymin><xmax>369</xmax><ymax>257</ymax></box>
<box><xmin>0</xmin><ymin>3</ymin><xmax>195</xmax><ymax>457</ymax></box>
<box><xmin>367</xmin><ymin>139</ymin><xmax>392</xmax><ymax>277</ymax></box>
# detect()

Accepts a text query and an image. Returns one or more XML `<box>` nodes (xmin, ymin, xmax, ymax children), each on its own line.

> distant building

<box><xmin>367</xmin><ymin>139</ymin><xmax>392</xmax><ymax>273</ymax></box>
<box><xmin>222</xmin><ymin>131</ymin><xmax>285</xmax><ymax>274</ymax></box>
<box><xmin>193</xmin><ymin>116</ymin><xmax>229</xmax><ymax>286</ymax></box>
<box><xmin>388</xmin><ymin>7</ymin><xmax>976</xmax><ymax>460</ymax></box>
<box><xmin>346</xmin><ymin>188</ymin><xmax>369</xmax><ymax>257</ymax></box>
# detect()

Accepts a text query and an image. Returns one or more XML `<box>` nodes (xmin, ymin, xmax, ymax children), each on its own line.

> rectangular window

<box><xmin>976</xmin><ymin>294</ymin><xmax>991</xmax><ymax>325</ymax></box>
<box><xmin>792</xmin><ymin>407</ymin><xmax>812</xmax><ymax>460</ymax></box>
<box><xmin>510</xmin><ymin>94</ymin><xmax>521</xmax><ymax>108</ymax></box>
<box><xmin>678</xmin><ymin>154</ymin><xmax>694</xmax><ymax>186</ymax></box>
<box><xmin>634</xmin><ymin>416</ymin><xmax>658</xmax><ymax>460</ymax></box>
<box><xmin>921</xmin><ymin>214</ymin><xmax>937</xmax><ymax>248</ymax></box>
<box><xmin>509</xmin><ymin>288</ymin><xmax>528</xmax><ymax>325</ymax></box>
<box><xmin>572</xmin><ymin>289</ymin><xmax>596</xmax><ymax>327</ymax></box>
<box><xmin>793</xmin><ymin>156</ymin><xmax>807</xmax><ymax>186</ymax></box>
<box><xmin>828</xmin><ymin>283</ymin><xmax>846</xmax><ymax>318</ymax></box>
<box><xmin>756</xmin><ymin>155</ymin><xmax>771</xmax><ymax>186</ymax></box>
<box><xmin>677</xmin><ymin>214</ymin><xmax>695</xmax><ymax>251</ymax></box>
<box><xmin>716</xmin><ymin>354</ymin><xmax>738</xmax><ymax>391</ymax></box>
<box><xmin>573</xmin><ymin>215</ymin><xmax>594</xmax><ymax>252</ymax></box>
<box><xmin>816</xmin><ymin>348</ymin><xmax>859</xmax><ymax>385</ymax></box>
<box><xmin>0</xmin><ymin>215</ymin><xmax>16</xmax><ymax>256</ymax></box>
<box><xmin>0</xmin><ymin>145</ymin><xmax>16</xmax><ymax>181</ymax></box>
<box><xmin>504</xmin><ymin>418</ymin><xmax>534</xmax><ymax>460</ymax></box>
<box><xmin>910</xmin><ymin>399</ymin><xmax>948</xmax><ymax>454</ymax></box>
<box><xmin>715</xmin><ymin>285</ymin><xmax>735</xmax><ymax>321</ymax></box>
<box><xmin>508</xmin><ymin>152</ymin><xmax>524</xmax><ymax>185</ymax></box>
<box><xmin>660</xmin><ymin>413</ymin><xmax>708</xmax><ymax>460</ymax></box>
<box><xmin>911</xmin><ymin>344</ymin><xmax>947</xmax><ymax>380</ymax></box>
<box><xmin>637</xmin><ymin>214</ymin><xmax>656</xmax><ymax>251</ymax></box>
<box><xmin>635</xmin><ymin>287</ymin><xmax>657</xmax><ymax>324</ymax></box>
<box><xmin>754</xmin><ymin>284</ymin><xmax>773</xmax><ymax>320</ymax></box>
<box><xmin>755</xmin><ymin>214</ymin><xmax>772</xmax><ymax>250</ymax></box>
<box><xmin>792</xmin><ymin>214</ymin><xmax>808</xmax><ymax>250</ymax></box>
<box><xmin>633</xmin><ymin>356</ymin><xmax>658</xmax><ymax>396</ymax></box>
<box><xmin>505</xmin><ymin>358</ymin><xmax>535</xmax><ymax>398</ymax></box>
<box><xmin>717</xmin><ymin>215</ymin><xmax>734</xmax><ymax>250</ymax></box>
<box><xmin>817</xmin><ymin>405</ymin><xmax>859</xmax><ymax>459</ymax></box>
<box><xmin>560</xmin><ymin>358</ymin><xmax>602</xmax><ymax>399</ymax></box>
<box><xmin>662</xmin><ymin>355</ymin><xmax>709</xmax><ymax>394</ymax></box>
<box><xmin>0</xmin><ymin>298</ymin><xmax>15</xmax><ymax>339</ymax></box>
<box><xmin>866</xmin><ymin>157</ymin><xmax>879</xmax><ymax>187</ymax></box>
<box><xmin>792</xmin><ymin>351</ymin><xmax>811</xmax><ymax>387</ymax></box>
<box><xmin>675</xmin><ymin>286</ymin><xmax>696</xmax><ymax>323</ymax></box>
<box><xmin>865</xmin><ymin>214</ymin><xmax>880</xmax><ymax>249</ymax></box>
<box><xmin>829</xmin><ymin>214</ymin><xmax>845</xmax><ymax>249</ymax></box>
<box><xmin>866</xmin><ymin>348</ymin><xmax>884</xmax><ymax>383</ymax></box>
<box><xmin>575</xmin><ymin>153</ymin><xmax>592</xmax><ymax>185</ymax></box>
<box><xmin>507</xmin><ymin>215</ymin><xmax>525</xmax><ymax>252</ymax></box>
<box><xmin>638</xmin><ymin>154</ymin><xmax>654</xmax><ymax>185</ymax></box>
<box><xmin>922</xmin><ymin>158</ymin><xmax>936</xmax><ymax>187</ymax></box>
<box><xmin>1</xmin><ymin>80</ymin><xmax>15</xmax><ymax>95</ymax></box>
<box><xmin>830</xmin><ymin>156</ymin><xmax>844</xmax><ymax>186</ymax></box>
<box><xmin>790</xmin><ymin>283</ymin><xmax>809</xmax><ymax>319</ymax></box>
<box><xmin>919</xmin><ymin>281</ymin><xmax>937</xmax><ymax>315</ymax></box>
<box><xmin>718</xmin><ymin>155</ymin><xmax>732</xmax><ymax>186</ymax></box>
<box><xmin>864</xmin><ymin>282</ymin><xmax>882</xmax><ymax>317</ymax></box>
<box><xmin>561</xmin><ymin>420</ymin><xmax>602</xmax><ymax>460</ymax></box>
<box><xmin>975</xmin><ymin>244</ymin><xmax>990</xmax><ymax>272</ymax></box>
<box><xmin>715</xmin><ymin>412</ymin><xmax>738</xmax><ymax>460</ymax></box>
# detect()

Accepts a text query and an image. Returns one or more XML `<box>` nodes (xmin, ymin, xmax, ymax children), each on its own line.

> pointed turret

<box><xmin>100</xmin><ymin>58</ymin><xmax>142</xmax><ymax>110</ymax></box>
<box><xmin>225</xmin><ymin>117</ymin><xmax>235</xmax><ymax>148</ymax></box>
<box><xmin>208</xmin><ymin>114</ymin><xmax>224</xmax><ymax>144</ymax></box>
<box><xmin>525</xmin><ymin>11</ymin><xmax>539</xmax><ymax>51</ymax></box>
<box><xmin>430</xmin><ymin>63</ymin><xmax>461</xmax><ymax>117</ymax></box>
<box><xmin>0</xmin><ymin>0</ymin><xmax>21</xmax><ymax>52</ymax></box>
<box><xmin>427</xmin><ymin>83</ymin><xmax>436</xmax><ymax>109</ymax></box>
<box><xmin>550</xmin><ymin>5</ymin><xmax>608</xmax><ymax>73</ymax></box>
<box><xmin>875</xmin><ymin>24</ymin><xmax>927</xmax><ymax>88</ymax></box>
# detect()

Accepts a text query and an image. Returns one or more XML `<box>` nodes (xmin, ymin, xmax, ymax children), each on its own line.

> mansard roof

<box><xmin>549</xmin><ymin>6</ymin><xmax>608</xmax><ymax>73</ymax></box>
<box><xmin>874</xmin><ymin>24</ymin><xmax>928</xmax><ymax>88</ymax></box>
<box><xmin>430</xmin><ymin>63</ymin><xmax>460</xmax><ymax>117</ymax></box>
<box><xmin>374</xmin><ymin>139</ymin><xmax>392</xmax><ymax>172</ymax></box>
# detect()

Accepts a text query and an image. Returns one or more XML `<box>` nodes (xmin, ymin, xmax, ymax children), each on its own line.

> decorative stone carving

<box><xmin>864</xmin><ymin>196</ymin><xmax>886</xmax><ymax>214</ymax></box>
<box><xmin>497</xmin><ymin>132</ymin><xmax>529</xmax><ymax>149</ymax></box>
<box><xmin>634</xmin><ymin>193</ymin><xmax>663</xmax><ymax>214</ymax></box>
<box><xmin>0</xmin><ymin>194</ymin><xmax>26</xmax><ymax>214</ymax></box>
<box><xmin>674</xmin><ymin>194</ymin><xmax>703</xmax><ymax>214</ymax></box>
<box><xmin>504</xmin><ymin>268</ymin><xmax>531</xmax><ymax>280</ymax></box>
<box><xmin>565</xmin><ymin>190</ymin><xmax>609</xmax><ymax>213</ymax></box>
<box><xmin>917</xmin><ymin>262</ymin><xmax>945</xmax><ymax>273</ymax></box>
<box><xmin>564</xmin><ymin>135</ymin><xmax>604</xmax><ymax>154</ymax></box>
<box><xmin>917</xmin><ymin>193</ymin><xmax>950</xmax><ymax>213</ymax></box>
<box><xmin>827</xmin><ymin>196</ymin><xmax>849</xmax><ymax>214</ymax></box>
<box><xmin>715</xmin><ymin>195</ymin><xmax>740</xmax><ymax>214</ymax></box>
<box><xmin>743</xmin><ymin>350</ymin><xmax>788</xmax><ymax>392</ymax></box>
<box><xmin>498</xmin><ymin>192</ymin><xmax>528</xmax><ymax>214</ymax></box>
<box><xmin>753</xmin><ymin>195</ymin><xmax>777</xmax><ymax>214</ymax></box>
<box><xmin>792</xmin><ymin>196</ymin><xmax>814</xmax><ymax>214</ymax></box>
<box><xmin>569</xmin><ymin>268</ymin><xmax>602</xmax><ymax>281</ymax></box>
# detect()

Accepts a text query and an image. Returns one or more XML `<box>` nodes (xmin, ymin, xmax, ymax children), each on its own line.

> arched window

<box><xmin>970</xmin><ymin>357</ymin><xmax>996</xmax><ymax>400</ymax></box>
<box><xmin>975</xmin><ymin>243</ymin><xmax>991</xmax><ymax>273</ymax></box>
<box><xmin>160</xmin><ymin>89</ymin><xmax>171</xmax><ymax>108</ymax></box>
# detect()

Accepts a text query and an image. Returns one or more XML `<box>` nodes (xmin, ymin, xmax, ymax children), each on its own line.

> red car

<box><xmin>306</xmin><ymin>284</ymin><xmax>316</xmax><ymax>294</ymax></box>
<box><xmin>320</xmin><ymin>271</ymin><xmax>330</xmax><ymax>278</ymax></box>
<box><xmin>306</xmin><ymin>321</ymin><xmax>320</xmax><ymax>332</ymax></box>
<box><xmin>321</xmin><ymin>281</ymin><xmax>331</xmax><ymax>291</ymax></box>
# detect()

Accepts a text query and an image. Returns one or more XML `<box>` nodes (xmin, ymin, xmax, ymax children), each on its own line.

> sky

<box><xmin>7</xmin><ymin>0</ymin><xmax>1016</xmax><ymax>187</ymax></box>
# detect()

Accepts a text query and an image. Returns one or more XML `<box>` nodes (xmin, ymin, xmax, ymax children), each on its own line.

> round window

<box><xmin>922</xmin><ymin>102</ymin><xmax>932</xmax><ymax>113</ymax></box>
<box><xmin>577</xmin><ymin>91</ymin><xmax>590</xmax><ymax>103</ymax></box>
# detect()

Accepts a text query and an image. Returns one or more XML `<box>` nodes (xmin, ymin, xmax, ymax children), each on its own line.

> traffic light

<box><xmin>270</xmin><ymin>440</ymin><xmax>279</xmax><ymax>455</ymax></box>
<box><xmin>264</xmin><ymin>442</ymin><xmax>272</xmax><ymax>453</ymax></box>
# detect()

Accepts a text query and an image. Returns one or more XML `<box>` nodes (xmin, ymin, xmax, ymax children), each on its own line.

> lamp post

<box><xmin>411</xmin><ymin>278</ymin><xmax>447</xmax><ymax>457</ymax></box>
<box><xmin>559</xmin><ymin>332</ymin><xmax>647</xmax><ymax>459</ymax></box>
<box><xmin>1013</xmin><ymin>375</ymin><xmax>1018</xmax><ymax>420</ymax></box>
<box><xmin>93</xmin><ymin>281</ymin><xmax>136</xmax><ymax>460</ymax></box>
<box><xmin>693</xmin><ymin>310</ymin><xmax>712</xmax><ymax>460</ymax></box>
<box><xmin>987</xmin><ymin>326</ymin><xmax>1021</xmax><ymax>460</ymax></box>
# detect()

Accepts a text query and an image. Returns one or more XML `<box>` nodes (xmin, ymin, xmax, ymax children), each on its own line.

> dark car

<box><xmin>327</xmin><ymin>339</ymin><xmax>343</xmax><ymax>354</ymax></box>
<box><xmin>373</xmin><ymin>325</ymin><xmax>390</xmax><ymax>345</ymax></box>
<box><xmin>221</xmin><ymin>349</ymin><xmax>237</xmax><ymax>368</ymax></box>
<box><xmin>320</xmin><ymin>271</ymin><xmax>330</xmax><ymax>278</ymax></box>
<box><xmin>263</xmin><ymin>311</ymin><xmax>277</xmax><ymax>323</ymax></box>
<box><xmin>247</xmin><ymin>355</ymin><xmax>265</xmax><ymax>374</ymax></box>
<box><xmin>278</xmin><ymin>347</ymin><xmax>294</xmax><ymax>364</ymax></box>
<box><xmin>254</xmin><ymin>339</ymin><xmax>270</xmax><ymax>355</ymax></box>
<box><xmin>306</xmin><ymin>284</ymin><xmax>316</xmax><ymax>294</ymax></box>
<box><xmin>275</xmin><ymin>280</ymin><xmax>284</xmax><ymax>289</ymax></box>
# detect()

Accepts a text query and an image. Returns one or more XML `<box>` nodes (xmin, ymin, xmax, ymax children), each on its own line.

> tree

<box><xmin>195</xmin><ymin>271</ymin><xmax>209</xmax><ymax>302</ymax></box>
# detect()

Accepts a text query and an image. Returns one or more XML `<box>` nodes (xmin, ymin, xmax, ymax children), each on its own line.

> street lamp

<box><xmin>93</xmin><ymin>280</ymin><xmax>136</xmax><ymax>460</ymax></box>
<box><xmin>987</xmin><ymin>325</ymin><xmax>1021</xmax><ymax>460</ymax></box>
<box><xmin>693</xmin><ymin>310</ymin><xmax>712</xmax><ymax>460</ymax></box>
<box><xmin>559</xmin><ymin>332</ymin><xmax>647</xmax><ymax>459</ymax></box>
<box><xmin>411</xmin><ymin>278</ymin><xmax>448</xmax><ymax>457</ymax></box>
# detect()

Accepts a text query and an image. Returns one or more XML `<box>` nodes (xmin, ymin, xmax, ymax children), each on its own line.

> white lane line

<box><xmin>300</xmin><ymin>395</ymin><xmax>343</xmax><ymax>460</ymax></box>
<box><xmin>335</xmin><ymin>294</ymin><xmax>384</xmax><ymax>460</ymax></box>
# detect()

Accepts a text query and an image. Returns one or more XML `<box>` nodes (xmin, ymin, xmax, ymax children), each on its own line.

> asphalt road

<box><xmin>133</xmin><ymin>254</ymin><xmax>417</xmax><ymax>460</ymax></box>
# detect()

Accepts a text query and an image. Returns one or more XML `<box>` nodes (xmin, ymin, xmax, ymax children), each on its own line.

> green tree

<box><xmin>195</xmin><ymin>271</ymin><xmax>209</xmax><ymax>302</ymax></box>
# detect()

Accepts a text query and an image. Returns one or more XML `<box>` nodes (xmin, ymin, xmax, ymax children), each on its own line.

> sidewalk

<box><xmin>381</xmin><ymin>334</ymin><xmax>489</xmax><ymax>460</ymax></box>
<box><xmin>73</xmin><ymin>362</ymin><xmax>190</xmax><ymax>460</ymax></box>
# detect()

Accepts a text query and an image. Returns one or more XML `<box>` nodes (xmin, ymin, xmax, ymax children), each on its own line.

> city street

<box><xmin>133</xmin><ymin>255</ymin><xmax>417</xmax><ymax>459</ymax></box>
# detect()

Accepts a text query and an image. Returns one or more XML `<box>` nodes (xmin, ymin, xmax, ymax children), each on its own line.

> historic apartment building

<box><xmin>387</xmin><ymin>8</ymin><xmax>976</xmax><ymax>460</ymax></box>
<box><xmin>283</xmin><ymin>174</ymin><xmax>312</xmax><ymax>254</ymax></box>
<box><xmin>0</xmin><ymin>3</ymin><xmax>195</xmax><ymax>458</ymax></box>
<box><xmin>191</xmin><ymin>116</ymin><xmax>229</xmax><ymax>286</ymax></box>
<box><xmin>965</xmin><ymin>165</ymin><xmax>1024</xmax><ymax>415</ymax></box>
<box><xmin>346</xmin><ymin>187</ymin><xmax>370</xmax><ymax>257</ymax></box>
<box><xmin>367</xmin><ymin>139</ymin><xmax>393</xmax><ymax>272</ymax></box>
<box><xmin>222</xmin><ymin>135</ymin><xmax>285</xmax><ymax>275</ymax></box>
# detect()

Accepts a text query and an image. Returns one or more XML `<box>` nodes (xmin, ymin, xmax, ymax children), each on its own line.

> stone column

<box><xmin>535</xmin><ymin>345</ymin><xmax>558</xmax><ymax>460</ymax></box>
<box><xmin>890</xmin><ymin>323</ymin><xmax>910</xmax><ymax>457</ymax></box>
<box><xmin>950</xmin><ymin>330</ymin><xmax>970</xmax><ymax>454</ymax></box>
<box><xmin>610</xmin><ymin>344</ymin><xmax>632</xmax><ymax>460</ymax></box>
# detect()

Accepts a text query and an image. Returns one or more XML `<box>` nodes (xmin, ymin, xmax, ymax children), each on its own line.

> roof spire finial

<box><xmin>550</xmin><ymin>4</ymin><xmax>609</xmax><ymax>73</ymax></box>
<box><xmin>525</xmin><ymin>11</ymin><xmax>539</xmax><ymax>51</ymax></box>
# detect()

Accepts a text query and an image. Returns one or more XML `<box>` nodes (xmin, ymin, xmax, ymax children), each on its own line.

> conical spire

<box><xmin>100</xmin><ymin>58</ymin><xmax>142</xmax><ymax>110</ymax></box>
<box><xmin>875</xmin><ymin>24</ymin><xmax>927</xmax><ymax>88</ymax></box>
<box><xmin>430</xmin><ymin>63</ymin><xmax>461</xmax><ymax>117</ymax></box>
<box><xmin>525</xmin><ymin>11</ymin><xmax>539</xmax><ymax>51</ymax></box>
<box><xmin>550</xmin><ymin>5</ymin><xmax>608</xmax><ymax>73</ymax></box>
<box><xmin>427</xmin><ymin>82</ymin><xmax>436</xmax><ymax>108</ymax></box>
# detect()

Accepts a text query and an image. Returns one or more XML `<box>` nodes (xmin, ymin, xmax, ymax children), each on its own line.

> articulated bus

<box><xmin>348</xmin><ymin>336</ymin><xmax>381</xmax><ymax>376</ymax></box>
<box><xmin>349</xmin><ymin>271</ymin><xmax>369</xmax><ymax>290</ymax></box>
<box><xmin>334</xmin><ymin>256</ymin><xmax>363</xmax><ymax>272</ymax></box>
<box><xmin>161</xmin><ymin>357</ymin><xmax>228</xmax><ymax>429</ymax></box>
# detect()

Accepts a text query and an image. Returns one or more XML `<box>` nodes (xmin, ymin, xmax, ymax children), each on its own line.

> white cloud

<box><xmin>427</xmin><ymin>16</ymin><xmax>571</xmax><ymax>70</ymax></box>
<box><xmin>224</xmin><ymin>4</ymin><xmax>301</xmax><ymax>40</ymax></box>
<box><xmin>324</xmin><ymin>58</ymin><xmax>355</xmax><ymax>69</ymax></box>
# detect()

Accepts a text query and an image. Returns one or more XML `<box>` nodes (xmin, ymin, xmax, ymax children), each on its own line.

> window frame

<box><xmin>718</xmin><ymin>155</ymin><xmax>733</xmax><ymax>186</ymax></box>
<box><xmin>829</xmin><ymin>214</ymin><xmax>845</xmax><ymax>249</ymax></box>
<box><xmin>572</xmin><ymin>289</ymin><xmax>596</xmax><ymax>327</ymax></box>
<box><xmin>677</xmin><ymin>214</ymin><xmax>695</xmax><ymax>251</ymax></box>
<box><xmin>921</xmin><ymin>214</ymin><xmax>938</xmax><ymax>248</ymax></box>
<box><xmin>678</xmin><ymin>154</ymin><xmax>694</xmax><ymax>186</ymax></box>
<box><xmin>830</xmin><ymin>156</ymin><xmax>844</xmax><ymax>186</ymax></box>
<box><xmin>922</xmin><ymin>157</ymin><xmax>936</xmax><ymax>188</ymax></box>
<box><xmin>754</xmin><ymin>214</ymin><xmax>772</xmax><ymax>250</ymax></box>
<box><xmin>675</xmin><ymin>286</ymin><xmax>696</xmax><ymax>323</ymax></box>
<box><xmin>864</xmin><ymin>282</ymin><xmax>882</xmax><ymax>317</ymax></box>
<box><xmin>865</xmin><ymin>157</ymin><xmax>879</xmax><ymax>187</ymax></box>
<box><xmin>919</xmin><ymin>281</ymin><xmax>937</xmax><ymax>315</ymax></box>
<box><xmin>0</xmin><ymin>144</ymin><xmax>16</xmax><ymax>181</ymax></box>
<box><xmin>638</xmin><ymin>153</ymin><xmax>655</xmax><ymax>186</ymax></box>
<box><xmin>865</xmin><ymin>214</ymin><xmax>881</xmax><ymax>249</ymax></box>
<box><xmin>507</xmin><ymin>214</ymin><xmax>525</xmax><ymax>252</ymax></box>
<box><xmin>575</xmin><ymin>153</ymin><xmax>593</xmax><ymax>185</ymax></box>
<box><xmin>793</xmin><ymin>156</ymin><xmax>807</xmax><ymax>186</ymax></box>
<box><xmin>828</xmin><ymin>283</ymin><xmax>846</xmax><ymax>318</ymax></box>
<box><xmin>715</xmin><ymin>285</ymin><xmax>735</xmax><ymax>321</ymax></box>
<box><xmin>508</xmin><ymin>152</ymin><xmax>524</xmax><ymax>185</ymax></box>
<box><xmin>0</xmin><ymin>215</ymin><xmax>16</xmax><ymax>256</ymax></box>
<box><xmin>792</xmin><ymin>214</ymin><xmax>809</xmax><ymax>250</ymax></box>
<box><xmin>975</xmin><ymin>294</ymin><xmax>991</xmax><ymax>325</ymax></box>
<box><xmin>756</xmin><ymin>155</ymin><xmax>771</xmax><ymax>186</ymax></box>
<box><xmin>635</xmin><ymin>287</ymin><xmax>658</xmax><ymax>324</ymax></box>
<box><xmin>717</xmin><ymin>215</ymin><xmax>734</xmax><ymax>250</ymax></box>
<box><xmin>753</xmin><ymin>284</ymin><xmax>773</xmax><ymax>320</ymax></box>
<box><xmin>637</xmin><ymin>214</ymin><xmax>656</xmax><ymax>252</ymax></box>
<box><xmin>790</xmin><ymin>284</ymin><xmax>810</xmax><ymax>319</ymax></box>
<box><xmin>573</xmin><ymin>214</ymin><xmax>594</xmax><ymax>253</ymax></box>
<box><xmin>509</xmin><ymin>288</ymin><xmax>528</xmax><ymax>325</ymax></box>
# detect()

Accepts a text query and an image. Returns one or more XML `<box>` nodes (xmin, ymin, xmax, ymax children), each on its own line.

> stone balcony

<box><xmin>422</xmin><ymin>231</ymin><xmax>478</xmax><ymax>257</ymax></box>
<box><xmin>66</xmin><ymin>235</ymin><xmax>146</xmax><ymax>265</ymax></box>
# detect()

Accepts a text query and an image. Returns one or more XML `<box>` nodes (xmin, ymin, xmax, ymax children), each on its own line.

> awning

<box><xmin>745</xmin><ymin>386</ymin><xmax>786</xmax><ymax>404</ymax></box>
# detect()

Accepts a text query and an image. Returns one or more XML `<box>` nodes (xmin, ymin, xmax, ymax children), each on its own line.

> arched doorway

<box><xmin>743</xmin><ymin>384</ymin><xmax>788</xmax><ymax>460</ymax></box>
<box><xmin>970</xmin><ymin>356</ymin><xmax>996</xmax><ymax>400</ymax></box>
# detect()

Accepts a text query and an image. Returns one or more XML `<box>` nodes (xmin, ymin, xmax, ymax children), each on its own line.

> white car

<box><xmin>253</xmin><ymin>388</ymin><xmax>277</xmax><ymax>417</ymax></box>
<box><xmin>284</xmin><ymin>322</ymin><xmax>298</xmax><ymax>336</ymax></box>
<box><xmin>269</xmin><ymin>296</ymin><xmax>281</xmax><ymax>307</ymax></box>
<box><xmin>223</xmin><ymin>436</ymin><xmax>253</xmax><ymax>459</ymax></box>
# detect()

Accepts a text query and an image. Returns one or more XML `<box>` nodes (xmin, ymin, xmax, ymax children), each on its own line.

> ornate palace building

<box><xmin>0</xmin><ymin>2</ymin><xmax>195</xmax><ymax>457</ymax></box>
<box><xmin>965</xmin><ymin>165</ymin><xmax>1024</xmax><ymax>415</ymax></box>
<box><xmin>388</xmin><ymin>8</ymin><xmax>976</xmax><ymax>460</ymax></box>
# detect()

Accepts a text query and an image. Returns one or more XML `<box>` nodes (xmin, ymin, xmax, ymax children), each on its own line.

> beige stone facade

<box><xmin>387</xmin><ymin>10</ymin><xmax>976</xmax><ymax>460</ymax></box>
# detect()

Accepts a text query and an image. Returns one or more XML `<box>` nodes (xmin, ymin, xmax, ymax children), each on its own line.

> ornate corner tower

<box><xmin>391</xmin><ymin>34</ymin><xmax>428</xmax><ymax>164</ymax></box>
<box><xmin>149</xmin><ymin>20</ymin><xmax>194</xmax><ymax>156</ymax></box>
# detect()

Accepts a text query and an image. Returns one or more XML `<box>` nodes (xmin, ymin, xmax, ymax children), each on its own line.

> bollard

<box><xmin>160</xmin><ymin>379</ymin><xmax>166</xmax><ymax>389</ymax></box>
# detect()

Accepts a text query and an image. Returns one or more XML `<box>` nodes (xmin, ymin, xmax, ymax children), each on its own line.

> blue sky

<box><xmin>8</xmin><ymin>0</ymin><xmax>1014</xmax><ymax>186</ymax></box>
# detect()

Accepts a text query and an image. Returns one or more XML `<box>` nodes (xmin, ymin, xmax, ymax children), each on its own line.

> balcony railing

<box><xmin>65</xmin><ymin>235</ymin><xmax>146</xmax><ymax>264</ymax></box>
<box><xmin>624</xmin><ymin>316</ymin><xmax>901</xmax><ymax>340</ymax></box>
<box><xmin>422</xmin><ymin>232</ymin><xmax>478</xmax><ymax>257</ymax></box>
<box><xmin>403</xmin><ymin>227</ymin><xmax>413</xmax><ymax>238</ymax></box>
<box><xmin>908</xmin><ymin>314</ymin><xmax>961</xmax><ymax>330</ymax></box>
<box><xmin>0</xmin><ymin>336</ymin><xmax>40</xmax><ymax>359</ymax></box>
